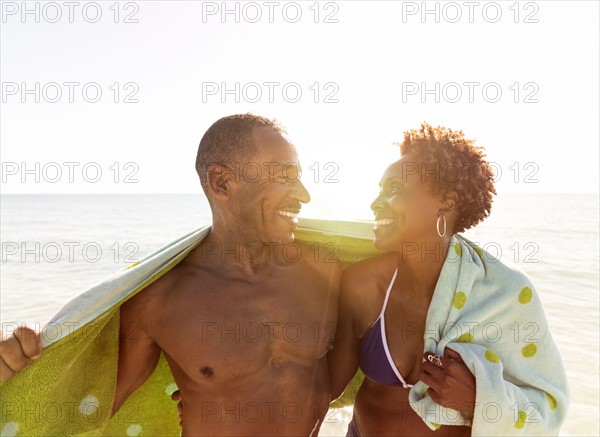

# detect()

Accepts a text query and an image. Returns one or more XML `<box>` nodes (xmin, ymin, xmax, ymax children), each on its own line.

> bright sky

<box><xmin>1</xmin><ymin>1</ymin><xmax>599</xmax><ymax>216</ymax></box>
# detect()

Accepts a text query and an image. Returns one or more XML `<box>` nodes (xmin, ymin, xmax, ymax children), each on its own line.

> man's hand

<box><xmin>0</xmin><ymin>326</ymin><xmax>43</xmax><ymax>382</ymax></box>
<box><xmin>171</xmin><ymin>389</ymin><xmax>183</xmax><ymax>427</ymax></box>
<box><xmin>419</xmin><ymin>348</ymin><xmax>476</xmax><ymax>416</ymax></box>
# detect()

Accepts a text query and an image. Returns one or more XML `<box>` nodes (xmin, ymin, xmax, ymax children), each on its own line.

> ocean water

<box><xmin>1</xmin><ymin>193</ymin><xmax>598</xmax><ymax>436</ymax></box>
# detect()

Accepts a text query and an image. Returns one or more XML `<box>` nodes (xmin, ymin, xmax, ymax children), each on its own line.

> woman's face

<box><xmin>370</xmin><ymin>154</ymin><xmax>445</xmax><ymax>251</ymax></box>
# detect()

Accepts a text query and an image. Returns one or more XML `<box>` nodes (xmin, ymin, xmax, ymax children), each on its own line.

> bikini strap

<box><xmin>379</xmin><ymin>268</ymin><xmax>398</xmax><ymax>317</ymax></box>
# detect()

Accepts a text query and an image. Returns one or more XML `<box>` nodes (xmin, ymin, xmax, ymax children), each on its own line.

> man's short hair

<box><xmin>196</xmin><ymin>114</ymin><xmax>286</xmax><ymax>195</ymax></box>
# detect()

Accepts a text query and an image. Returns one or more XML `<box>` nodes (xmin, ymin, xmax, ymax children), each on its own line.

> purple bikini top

<box><xmin>358</xmin><ymin>268</ymin><xmax>413</xmax><ymax>389</ymax></box>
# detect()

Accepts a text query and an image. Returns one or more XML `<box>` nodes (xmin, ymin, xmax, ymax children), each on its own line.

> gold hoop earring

<box><xmin>436</xmin><ymin>215</ymin><xmax>447</xmax><ymax>237</ymax></box>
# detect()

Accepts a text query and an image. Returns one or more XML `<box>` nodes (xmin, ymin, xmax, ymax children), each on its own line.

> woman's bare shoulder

<box><xmin>340</xmin><ymin>252</ymin><xmax>399</xmax><ymax>329</ymax></box>
<box><xmin>343</xmin><ymin>252</ymin><xmax>398</xmax><ymax>288</ymax></box>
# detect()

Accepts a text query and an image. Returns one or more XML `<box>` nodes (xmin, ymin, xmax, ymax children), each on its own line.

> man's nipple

<box><xmin>200</xmin><ymin>366</ymin><xmax>215</xmax><ymax>379</ymax></box>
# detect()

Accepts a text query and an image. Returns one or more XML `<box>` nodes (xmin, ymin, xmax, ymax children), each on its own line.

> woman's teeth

<box><xmin>375</xmin><ymin>219</ymin><xmax>395</xmax><ymax>226</ymax></box>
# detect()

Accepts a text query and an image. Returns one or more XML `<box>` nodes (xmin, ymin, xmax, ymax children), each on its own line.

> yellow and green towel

<box><xmin>0</xmin><ymin>219</ymin><xmax>376</xmax><ymax>436</ymax></box>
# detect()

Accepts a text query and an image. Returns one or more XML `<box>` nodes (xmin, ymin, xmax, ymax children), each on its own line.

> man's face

<box><xmin>230</xmin><ymin>127</ymin><xmax>310</xmax><ymax>244</ymax></box>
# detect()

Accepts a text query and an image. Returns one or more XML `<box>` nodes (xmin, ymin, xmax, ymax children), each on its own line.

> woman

<box><xmin>328</xmin><ymin>123</ymin><xmax>569</xmax><ymax>436</ymax></box>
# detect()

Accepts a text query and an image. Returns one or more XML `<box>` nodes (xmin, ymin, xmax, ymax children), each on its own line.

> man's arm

<box><xmin>111</xmin><ymin>294</ymin><xmax>161</xmax><ymax>416</ymax></box>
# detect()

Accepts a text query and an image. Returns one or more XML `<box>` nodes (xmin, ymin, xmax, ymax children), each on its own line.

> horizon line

<box><xmin>1</xmin><ymin>192</ymin><xmax>599</xmax><ymax>196</ymax></box>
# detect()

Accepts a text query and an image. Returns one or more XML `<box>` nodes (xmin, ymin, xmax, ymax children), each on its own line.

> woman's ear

<box><xmin>207</xmin><ymin>164</ymin><xmax>234</xmax><ymax>199</ymax></box>
<box><xmin>438</xmin><ymin>190</ymin><xmax>459</xmax><ymax>216</ymax></box>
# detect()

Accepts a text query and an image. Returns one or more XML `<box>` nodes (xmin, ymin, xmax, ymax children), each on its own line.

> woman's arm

<box><xmin>328</xmin><ymin>267</ymin><xmax>364</xmax><ymax>401</ymax></box>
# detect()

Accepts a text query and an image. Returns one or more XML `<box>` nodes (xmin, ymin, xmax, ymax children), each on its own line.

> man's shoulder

<box><xmin>119</xmin><ymin>261</ymin><xmax>209</xmax><ymax>332</ymax></box>
<box><xmin>294</xmin><ymin>240</ymin><xmax>342</xmax><ymax>276</ymax></box>
<box><xmin>122</xmin><ymin>262</ymin><xmax>193</xmax><ymax>307</ymax></box>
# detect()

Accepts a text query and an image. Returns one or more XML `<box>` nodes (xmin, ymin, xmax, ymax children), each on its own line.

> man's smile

<box><xmin>276</xmin><ymin>209</ymin><xmax>299</xmax><ymax>224</ymax></box>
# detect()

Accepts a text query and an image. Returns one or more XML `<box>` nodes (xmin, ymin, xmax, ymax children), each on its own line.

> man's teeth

<box><xmin>375</xmin><ymin>219</ymin><xmax>395</xmax><ymax>226</ymax></box>
<box><xmin>277</xmin><ymin>210</ymin><xmax>298</xmax><ymax>219</ymax></box>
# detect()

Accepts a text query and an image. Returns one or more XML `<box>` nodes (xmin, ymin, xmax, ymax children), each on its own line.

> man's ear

<box><xmin>207</xmin><ymin>164</ymin><xmax>234</xmax><ymax>199</ymax></box>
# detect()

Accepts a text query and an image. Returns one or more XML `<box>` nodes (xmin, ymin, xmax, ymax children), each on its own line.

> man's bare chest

<box><xmin>145</xmin><ymin>274</ymin><xmax>336</xmax><ymax>385</ymax></box>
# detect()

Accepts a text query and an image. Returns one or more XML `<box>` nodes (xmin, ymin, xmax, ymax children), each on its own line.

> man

<box><xmin>0</xmin><ymin>114</ymin><xmax>341</xmax><ymax>436</ymax></box>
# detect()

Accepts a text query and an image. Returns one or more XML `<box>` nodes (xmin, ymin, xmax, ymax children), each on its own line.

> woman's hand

<box><xmin>419</xmin><ymin>348</ymin><xmax>476</xmax><ymax>416</ymax></box>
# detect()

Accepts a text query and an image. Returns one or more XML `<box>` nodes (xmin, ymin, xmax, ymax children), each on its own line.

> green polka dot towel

<box><xmin>408</xmin><ymin>234</ymin><xmax>569</xmax><ymax>435</ymax></box>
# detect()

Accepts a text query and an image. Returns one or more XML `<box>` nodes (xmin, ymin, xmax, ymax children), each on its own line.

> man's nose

<box><xmin>291</xmin><ymin>179</ymin><xmax>311</xmax><ymax>204</ymax></box>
